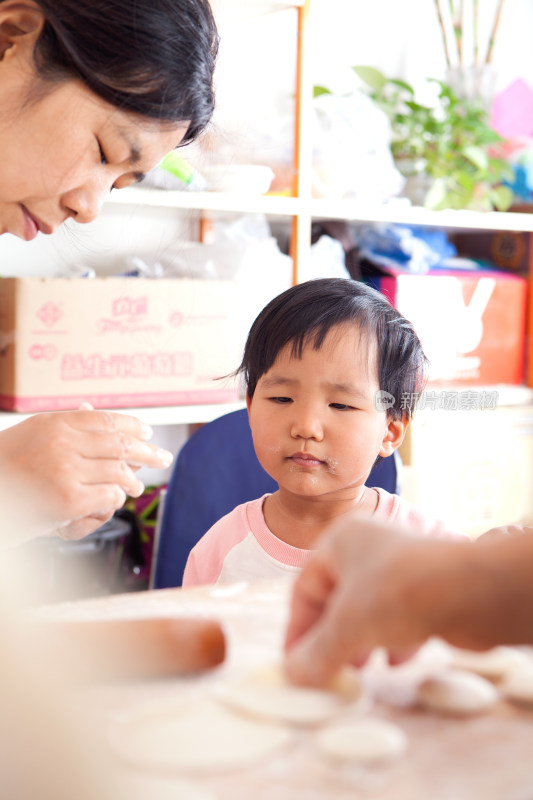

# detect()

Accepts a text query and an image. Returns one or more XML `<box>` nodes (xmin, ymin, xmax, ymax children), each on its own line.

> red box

<box><xmin>374</xmin><ymin>268</ymin><xmax>528</xmax><ymax>386</ymax></box>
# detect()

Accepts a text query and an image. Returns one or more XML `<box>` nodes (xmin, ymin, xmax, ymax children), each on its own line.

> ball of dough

<box><xmin>215</xmin><ymin>663</ymin><xmax>364</xmax><ymax>726</ymax></box>
<box><xmin>446</xmin><ymin>646</ymin><xmax>530</xmax><ymax>681</ymax></box>
<box><xmin>417</xmin><ymin>670</ymin><xmax>498</xmax><ymax>716</ymax></box>
<box><xmin>501</xmin><ymin>663</ymin><xmax>533</xmax><ymax>706</ymax></box>
<box><xmin>315</xmin><ymin>717</ymin><xmax>408</xmax><ymax>766</ymax></box>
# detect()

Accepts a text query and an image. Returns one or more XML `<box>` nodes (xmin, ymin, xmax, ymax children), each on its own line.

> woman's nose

<box><xmin>61</xmin><ymin>179</ymin><xmax>110</xmax><ymax>225</ymax></box>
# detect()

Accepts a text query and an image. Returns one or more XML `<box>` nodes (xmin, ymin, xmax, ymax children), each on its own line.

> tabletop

<box><xmin>36</xmin><ymin>578</ymin><xmax>533</xmax><ymax>800</ymax></box>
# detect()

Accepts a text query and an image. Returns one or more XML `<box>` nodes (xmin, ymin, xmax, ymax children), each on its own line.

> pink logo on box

<box><xmin>36</xmin><ymin>302</ymin><xmax>62</xmax><ymax>327</ymax></box>
<box><xmin>29</xmin><ymin>344</ymin><xmax>57</xmax><ymax>360</ymax></box>
<box><xmin>112</xmin><ymin>297</ymin><xmax>147</xmax><ymax>318</ymax></box>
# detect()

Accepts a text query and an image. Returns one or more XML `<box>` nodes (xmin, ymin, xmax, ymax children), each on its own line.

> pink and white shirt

<box><xmin>182</xmin><ymin>489</ymin><xmax>466</xmax><ymax>588</ymax></box>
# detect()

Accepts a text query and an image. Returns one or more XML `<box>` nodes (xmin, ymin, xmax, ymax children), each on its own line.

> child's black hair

<box><xmin>237</xmin><ymin>277</ymin><xmax>428</xmax><ymax>421</ymax></box>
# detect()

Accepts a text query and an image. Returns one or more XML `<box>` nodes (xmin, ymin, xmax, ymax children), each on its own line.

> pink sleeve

<box><xmin>182</xmin><ymin>502</ymin><xmax>253</xmax><ymax>587</ymax></box>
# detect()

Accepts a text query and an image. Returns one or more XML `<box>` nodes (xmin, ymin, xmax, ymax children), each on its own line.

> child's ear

<box><xmin>379</xmin><ymin>417</ymin><xmax>407</xmax><ymax>458</ymax></box>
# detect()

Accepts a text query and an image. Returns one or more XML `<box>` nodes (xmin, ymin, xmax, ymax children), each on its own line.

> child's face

<box><xmin>247</xmin><ymin>324</ymin><xmax>405</xmax><ymax>500</ymax></box>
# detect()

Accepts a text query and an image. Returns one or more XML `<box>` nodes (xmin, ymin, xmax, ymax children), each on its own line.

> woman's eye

<box><xmin>97</xmin><ymin>140</ymin><xmax>108</xmax><ymax>165</ymax></box>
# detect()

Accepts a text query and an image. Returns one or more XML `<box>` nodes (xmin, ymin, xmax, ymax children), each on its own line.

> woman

<box><xmin>0</xmin><ymin>0</ymin><xmax>219</xmax><ymax>542</ymax></box>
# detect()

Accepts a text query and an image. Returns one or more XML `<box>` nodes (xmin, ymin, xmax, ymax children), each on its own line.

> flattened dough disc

<box><xmin>109</xmin><ymin>699</ymin><xmax>293</xmax><ymax>774</ymax></box>
<box><xmin>216</xmin><ymin>662</ymin><xmax>364</xmax><ymax>726</ymax></box>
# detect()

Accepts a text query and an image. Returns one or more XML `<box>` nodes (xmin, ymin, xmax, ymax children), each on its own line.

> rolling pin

<box><xmin>32</xmin><ymin>616</ymin><xmax>226</xmax><ymax>682</ymax></box>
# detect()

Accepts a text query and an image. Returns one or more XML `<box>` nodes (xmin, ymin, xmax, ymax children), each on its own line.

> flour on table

<box><xmin>417</xmin><ymin>669</ymin><xmax>499</xmax><ymax>716</ymax></box>
<box><xmin>114</xmin><ymin>773</ymin><xmax>217</xmax><ymax>800</ymax></box>
<box><xmin>215</xmin><ymin>662</ymin><xmax>365</xmax><ymax>726</ymax></box>
<box><xmin>315</xmin><ymin>717</ymin><xmax>408</xmax><ymax>765</ymax></box>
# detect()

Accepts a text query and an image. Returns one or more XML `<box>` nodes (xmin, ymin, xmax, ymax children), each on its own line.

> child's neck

<box><xmin>262</xmin><ymin>488</ymin><xmax>377</xmax><ymax>550</ymax></box>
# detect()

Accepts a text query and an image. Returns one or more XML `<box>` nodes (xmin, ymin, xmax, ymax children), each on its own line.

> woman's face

<box><xmin>0</xmin><ymin>65</ymin><xmax>186</xmax><ymax>240</ymax></box>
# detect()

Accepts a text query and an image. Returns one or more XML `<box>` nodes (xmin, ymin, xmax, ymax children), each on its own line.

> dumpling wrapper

<box><xmin>109</xmin><ymin>698</ymin><xmax>293</xmax><ymax>774</ymax></box>
<box><xmin>215</xmin><ymin>662</ymin><xmax>365</xmax><ymax>726</ymax></box>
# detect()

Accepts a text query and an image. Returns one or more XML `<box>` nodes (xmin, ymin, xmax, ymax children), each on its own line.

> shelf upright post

<box><xmin>289</xmin><ymin>0</ymin><xmax>312</xmax><ymax>285</ymax></box>
<box><xmin>525</xmin><ymin>231</ymin><xmax>533</xmax><ymax>386</ymax></box>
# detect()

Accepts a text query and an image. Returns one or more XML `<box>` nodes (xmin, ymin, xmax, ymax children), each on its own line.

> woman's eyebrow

<box><xmin>118</xmin><ymin>133</ymin><xmax>145</xmax><ymax>182</ymax></box>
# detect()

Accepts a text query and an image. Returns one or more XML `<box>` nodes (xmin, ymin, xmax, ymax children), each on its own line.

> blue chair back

<box><xmin>154</xmin><ymin>408</ymin><xmax>400</xmax><ymax>589</ymax></box>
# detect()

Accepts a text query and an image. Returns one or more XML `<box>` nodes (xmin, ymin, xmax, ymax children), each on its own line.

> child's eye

<box><xmin>271</xmin><ymin>396</ymin><xmax>292</xmax><ymax>404</ymax></box>
<box><xmin>97</xmin><ymin>139</ymin><xmax>108</xmax><ymax>165</ymax></box>
<box><xmin>330</xmin><ymin>403</ymin><xmax>354</xmax><ymax>411</ymax></box>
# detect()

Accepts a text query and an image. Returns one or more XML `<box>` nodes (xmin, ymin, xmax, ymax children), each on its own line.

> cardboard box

<box><xmin>370</xmin><ymin>267</ymin><xmax>528</xmax><ymax>386</ymax></box>
<box><xmin>0</xmin><ymin>277</ymin><xmax>243</xmax><ymax>411</ymax></box>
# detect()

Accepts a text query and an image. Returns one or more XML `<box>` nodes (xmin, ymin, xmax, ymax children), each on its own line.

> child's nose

<box><xmin>290</xmin><ymin>409</ymin><xmax>324</xmax><ymax>441</ymax></box>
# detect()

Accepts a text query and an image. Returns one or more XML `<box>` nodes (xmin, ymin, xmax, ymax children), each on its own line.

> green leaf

<box><xmin>489</xmin><ymin>185</ymin><xmax>514</xmax><ymax>211</ymax></box>
<box><xmin>352</xmin><ymin>65</ymin><xmax>387</xmax><ymax>91</ymax></box>
<box><xmin>463</xmin><ymin>146</ymin><xmax>489</xmax><ymax>171</ymax></box>
<box><xmin>424</xmin><ymin>178</ymin><xmax>449</xmax><ymax>210</ymax></box>
<box><xmin>313</xmin><ymin>85</ymin><xmax>331</xmax><ymax>98</ymax></box>
<box><xmin>388</xmin><ymin>78</ymin><xmax>415</xmax><ymax>94</ymax></box>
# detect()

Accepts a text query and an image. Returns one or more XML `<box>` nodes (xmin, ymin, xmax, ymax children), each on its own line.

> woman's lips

<box><xmin>20</xmin><ymin>205</ymin><xmax>39</xmax><ymax>241</ymax></box>
<box><xmin>20</xmin><ymin>206</ymin><xmax>52</xmax><ymax>240</ymax></box>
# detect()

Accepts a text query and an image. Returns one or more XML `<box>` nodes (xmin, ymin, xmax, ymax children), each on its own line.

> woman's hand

<box><xmin>0</xmin><ymin>408</ymin><xmax>173</xmax><ymax>543</ymax></box>
<box><xmin>283</xmin><ymin>516</ymin><xmax>472</xmax><ymax>687</ymax></box>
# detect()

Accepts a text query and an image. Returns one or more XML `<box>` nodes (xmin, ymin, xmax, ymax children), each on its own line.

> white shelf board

<box><xmin>310</xmin><ymin>199</ymin><xmax>533</xmax><ymax>233</ymax></box>
<box><xmin>107</xmin><ymin>189</ymin><xmax>533</xmax><ymax>233</ymax></box>
<box><xmin>0</xmin><ymin>401</ymin><xmax>246</xmax><ymax>432</ymax></box>
<box><xmin>106</xmin><ymin>187</ymin><xmax>301</xmax><ymax>217</ymax></box>
<box><xmin>0</xmin><ymin>389</ymin><xmax>530</xmax><ymax>432</ymax></box>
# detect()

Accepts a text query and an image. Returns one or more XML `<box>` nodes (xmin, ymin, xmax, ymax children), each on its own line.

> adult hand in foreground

<box><xmin>284</xmin><ymin>515</ymin><xmax>533</xmax><ymax>687</ymax></box>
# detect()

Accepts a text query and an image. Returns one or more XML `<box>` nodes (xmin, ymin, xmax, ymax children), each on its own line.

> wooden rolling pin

<box><xmin>32</xmin><ymin>617</ymin><xmax>226</xmax><ymax>682</ymax></box>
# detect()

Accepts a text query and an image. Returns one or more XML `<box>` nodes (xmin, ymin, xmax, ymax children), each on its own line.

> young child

<box><xmin>183</xmin><ymin>277</ymin><xmax>464</xmax><ymax>587</ymax></box>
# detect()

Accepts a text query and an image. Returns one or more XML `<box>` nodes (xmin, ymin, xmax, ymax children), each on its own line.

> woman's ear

<box><xmin>379</xmin><ymin>417</ymin><xmax>407</xmax><ymax>459</ymax></box>
<box><xmin>0</xmin><ymin>1</ymin><xmax>44</xmax><ymax>61</ymax></box>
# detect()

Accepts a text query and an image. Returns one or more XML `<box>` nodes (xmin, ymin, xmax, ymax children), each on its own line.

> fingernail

<box><xmin>132</xmin><ymin>480</ymin><xmax>145</xmax><ymax>497</ymax></box>
<box><xmin>157</xmin><ymin>449</ymin><xmax>174</xmax><ymax>468</ymax></box>
<box><xmin>140</xmin><ymin>424</ymin><xmax>153</xmax><ymax>441</ymax></box>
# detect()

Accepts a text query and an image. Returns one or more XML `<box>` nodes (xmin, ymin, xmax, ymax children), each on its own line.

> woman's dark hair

<box><xmin>26</xmin><ymin>0</ymin><xmax>219</xmax><ymax>143</ymax></box>
<box><xmin>238</xmin><ymin>277</ymin><xmax>429</xmax><ymax>421</ymax></box>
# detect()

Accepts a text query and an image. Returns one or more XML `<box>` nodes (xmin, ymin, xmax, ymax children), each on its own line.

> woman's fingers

<box><xmin>55</xmin><ymin>511</ymin><xmax>116</xmax><ymax>542</ymax></box>
<box><xmin>67</xmin><ymin>411</ymin><xmax>174</xmax><ymax>469</ymax></box>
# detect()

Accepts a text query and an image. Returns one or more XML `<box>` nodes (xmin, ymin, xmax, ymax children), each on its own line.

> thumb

<box><xmin>285</xmin><ymin>590</ymin><xmax>357</xmax><ymax>687</ymax></box>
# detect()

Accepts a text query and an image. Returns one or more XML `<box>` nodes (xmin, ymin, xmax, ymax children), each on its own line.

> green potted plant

<box><xmin>341</xmin><ymin>66</ymin><xmax>514</xmax><ymax>212</ymax></box>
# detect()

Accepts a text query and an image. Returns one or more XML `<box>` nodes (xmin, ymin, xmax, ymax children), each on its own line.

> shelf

<box><xmin>0</xmin><ymin>388</ymin><xmax>531</xmax><ymax>433</ymax></box>
<box><xmin>309</xmin><ymin>200</ymin><xmax>533</xmax><ymax>233</ymax></box>
<box><xmin>0</xmin><ymin>401</ymin><xmax>246</xmax><ymax>432</ymax></box>
<box><xmin>106</xmin><ymin>187</ymin><xmax>301</xmax><ymax>217</ymax></box>
<box><xmin>107</xmin><ymin>188</ymin><xmax>533</xmax><ymax>233</ymax></box>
